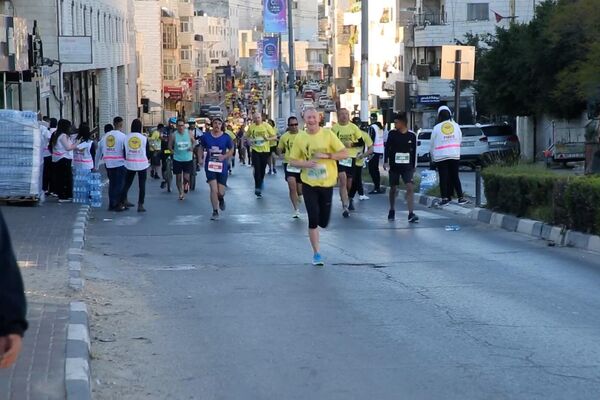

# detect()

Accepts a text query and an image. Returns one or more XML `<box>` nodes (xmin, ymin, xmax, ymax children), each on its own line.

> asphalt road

<box><xmin>85</xmin><ymin>163</ymin><xmax>600</xmax><ymax>399</ymax></box>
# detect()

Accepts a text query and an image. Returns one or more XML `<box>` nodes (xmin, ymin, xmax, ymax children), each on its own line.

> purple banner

<box><xmin>264</xmin><ymin>0</ymin><xmax>288</xmax><ymax>33</ymax></box>
<box><xmin>262</xmin><ymin>36</ymin><xmax>279</xmax><ymax>71</ymax></box>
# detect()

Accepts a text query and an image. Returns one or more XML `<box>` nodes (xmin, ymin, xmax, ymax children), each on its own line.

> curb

<box><xmin>66</xmin><ymin>301</ymin><xmax>92</xmax><ymax>400</ymax></box>
<box><xmin>66</xmin><ymin>205</ymin><xmax>93</xmax><ymax>400</ymax></box>
<box><xmin>410</xmin><ymin>191</ymin><xmax>600</xmax><ymax>254</ymax></box>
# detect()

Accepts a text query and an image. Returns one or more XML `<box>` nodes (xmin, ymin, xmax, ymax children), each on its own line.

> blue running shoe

<box><xmin>312</xmin><ymin>253</ymin><xmax>324</xmax><ymax>266</ymax></box>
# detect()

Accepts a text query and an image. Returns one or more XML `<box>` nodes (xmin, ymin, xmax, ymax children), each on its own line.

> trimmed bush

<box><xmin>483</xmin><ymin>164</ymin><xmax>600</xmax><ymax>235</ymax></box>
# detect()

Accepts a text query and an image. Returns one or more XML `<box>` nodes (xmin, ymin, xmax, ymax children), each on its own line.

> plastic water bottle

<box><xmin>445</xmin><ymin>225</ymin><xmax>461</xmax><ymax>231</ymax></box>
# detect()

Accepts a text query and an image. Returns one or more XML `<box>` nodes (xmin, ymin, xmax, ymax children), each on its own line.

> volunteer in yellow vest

<box><xmin>245</xmin><ymin>113</ymin><xmax>277</xmax><ymax>198</ymax></box>
<box><xmin>348</xmin><ymin>122</ymin><xmax>374</xmax><ymax>211</ymax></box>
<box><xmin>289</xmin><ymin>108</ymin><xmax>348</xmax><ymax>266</ymax></box>
<box><xmin>430</xmin><ymin>106</ymin><xmax>468</xmax><ymax>206</ymax></box>
<box><xmin>277</xmin><ymin>116</ymin><xmax>305</xmax><ymax>218</ymax></box>
<box><xmin>331</xmin><ymin>108</ymin><xmax>364</xmax><ymax>218</ymax></box>
<box><xmin>148</xmin><ymin>127</ymin><xmax>162</xmax><ymax>180</ymax></box>
<box><xmin>95</xmin><ymin>117</ymin><xmax>127</xmax><ymax>211</ymax></box>
<box><xmin>122</xmin><ymin>119</ymin><xmax>150</xmax><ymax>212</ymax></box>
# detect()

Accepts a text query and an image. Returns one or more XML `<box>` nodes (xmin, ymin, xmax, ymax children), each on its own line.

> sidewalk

<box><xmin>0</xmin><ymin>201</ymin><xmax>79</xmax><ymax>400</ymax></box>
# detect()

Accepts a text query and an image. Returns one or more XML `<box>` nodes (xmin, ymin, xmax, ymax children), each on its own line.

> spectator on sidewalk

<box><xmin>50</xmin><ymin>119</ymin><xmax>78</xmax><ymax>203</ymax></box>
<box><xmin>368</xmin><ymin>113</ymin><xmax>386</xmax><ymax>194</ymax></box>
<box><xmin>0</xmin><ymin>209</ymin><xmax>28</xmax><ymax>369</ymax></box>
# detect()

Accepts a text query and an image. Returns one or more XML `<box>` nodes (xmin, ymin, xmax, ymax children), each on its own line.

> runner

<box><xmin>348</xmin><ymin>125</ymin><xmax>374</xmax><ymax>211</ymax></box>
<box><xmin>331</xmin><ymin>108</ymin><xmax>364</xmax><ymax>218</ymax></box>
<box><xmin>158</xmin><ymin>123</ymin><xmax>172</xmax><ymax>189</ymax></box>
<box><xmin>198</xmin><ymin>118</ymin><xmax>234</xmax><ymax>220</ymax></box>
<box><xmin>225</xmin><ymin>124</ymin><xmax>237</xmax><ymax>175</ymax></box>
<box><xmin>288</xmin><ymin>109</ymin><xmax>348</xmax><ymax>266</ymax></box>
<box><xmin>245</xmin><ymin>113</ymin><xmax>277</xmax><ymax>198</ymax></box>
<box><xmin>168</xmin><ymin>118</ymin><xmax>195</xmax><ymax>201</ymax></box>
<box><xmin>267</xmin><ymin>119</ymin><xmax>278</xmax><ymax>175</ymax></box>
<box><xmin>384</xmin><ymin>112</ymin><xmax>419</xmax><ymax>222</ymax></box>
<box><xmin>277</xmin><ymin>116</ymin><xmax>305</xmax><ymax>218</ymax></box>
<box><xmin>148</xmin><ymin>126</ymin><xmax>162</xmax><ymax>179</ymax></box>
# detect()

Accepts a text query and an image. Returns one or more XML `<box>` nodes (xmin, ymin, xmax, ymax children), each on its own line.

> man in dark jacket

<box><xmin>0</xmin><ymin>209</ymin><xmax>27</xmax><ymax>368</ymax></box>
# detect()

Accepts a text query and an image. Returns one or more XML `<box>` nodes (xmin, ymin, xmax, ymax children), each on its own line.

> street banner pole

<box><xmin>454</xmin><ymin>49</ymin><xmax>462</xmax><ymax>124</ymax></box>
<box><xmin>360</xmin><ymin>0</ymin><xmax>369</xmax><ymax>122</ymax></box>
<box><xmin>278</xmin><ymin>34</ymin><xmax>284</xmax><ymax>119</ymax></box>
<box><xmin>287</xmin><ymin>0</ymin><xmax>296</xmax><ymax>114</ymax></box>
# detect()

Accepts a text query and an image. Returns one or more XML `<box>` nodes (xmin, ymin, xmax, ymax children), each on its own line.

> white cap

<box><xmin>437</xmin><ymin>105</ymin><xmax>452</xmax><ymax>115</ymax></box>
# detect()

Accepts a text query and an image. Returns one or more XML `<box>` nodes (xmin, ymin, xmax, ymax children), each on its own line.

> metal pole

<box><xmin>277</xmin><ymin>34</ymin><xmax>283</xmax><ymax>119</ymax></box>
<box><xmin>270</xmin><ymin>68</ymin><xmax>275</xmax><ymax>119</ymax></box>
<box><xmin>360</xmin><ymin>0</ymin><xmax>369</xmax><ymax>122</ymax></box>
<box><xmin>453</xmin><ymin>49</ymin><xmax>462</xmax><ymax>124</ymax></box>
<box><xmin>287</xmin><ymin>0</ymin><xmax>296</xmax><ymax>114</ymax></box>
<box><xmin>475</xmin><ymin>165</ymin><xmax>482</xmax><ymax>207</ymax></box>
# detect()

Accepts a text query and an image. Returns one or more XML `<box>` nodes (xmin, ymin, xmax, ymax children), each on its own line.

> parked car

<box><xmin>324</xmin><ymin>101</ymin><xmax>337</xmax><ymax>112</ymax></box>
<box><xmin>317</xmin><ymin>95</ymin><xmax>329</xmax><ymax>108</ymax></box>
<box><xmin>459</xmin><ymin>125</ymin><xmax>489</xmax><ymax>167</ymax></box>
<box><xmin>480</xmin><ymin>124</ymin><xmax>520</xmax><ymax>159</ymax></box>
<box><xmin>303</xmin><ymin>90</ymin><xmax>316</xmax><ymax>101</ymax></box>
<box><xmin>199</xmin><ymin>104</ymin><xmax>211</xmax><ymax>117</ymax></box>
<box><xmin>207</xmin><ymin>106</ymin><xmax>223</xmax><ymax>119</ymax></box>
<box><xmin>301</xmin><ymin>99</ymin><xmax>315</xmax><ymax>112</ymax></box>
<box><xmin>416</xmin><ymin>129</ymin><xmax>432</xmax><ymax>163</ymax></box>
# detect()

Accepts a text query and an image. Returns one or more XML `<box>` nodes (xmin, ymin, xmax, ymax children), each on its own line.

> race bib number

<box><xmin>254</xmin><ymin>138</ymin><xmax>265</xmax><ymax>146</ymax></box>
<box><xmin>307</xmin><ymin>164</ymin><xmax>327</xmax><ymax>180</ymax></box>
<box><xmin>395</xmin><ymin>153</ymin><xmax>410</xmax><ymax>164</ymax></box>
<box><xmin>286</xmin><ymin>165</ymin><xmax>301</xmax><ymax>173</ymax></box>
<box><xmin>208</xmin><ymin>161</ymin><xmax>224</xmax><ymax>173</ymax></box>
<box><xmin>339</xmin><ymin>158</ymin><xmax>353</xmax><ymax>167</ymax></box>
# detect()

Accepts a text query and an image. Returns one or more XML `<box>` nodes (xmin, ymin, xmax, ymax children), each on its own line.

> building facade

<box><xmin>5</xmin><ymin>0</ymin><xmax>139</xmax><ymax>131</ymax></box>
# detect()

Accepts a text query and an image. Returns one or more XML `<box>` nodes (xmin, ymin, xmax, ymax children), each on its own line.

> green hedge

<box><xmin>482</xmin><ymin>165</ymin><xmax>600</xmax><ymax>235</ymax></box>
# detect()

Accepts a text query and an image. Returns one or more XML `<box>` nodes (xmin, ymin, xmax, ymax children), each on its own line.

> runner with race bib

<box><xmin>277</xmin><ymin>116</ymin><xmax>305</xmax><ymax>219</ymax></box>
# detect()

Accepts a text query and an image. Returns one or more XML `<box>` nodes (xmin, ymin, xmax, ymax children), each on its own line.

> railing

<box><xmin>414</xmin><ymin>12</ymin><xmax>446</xmax><ymax>26</ymax></box>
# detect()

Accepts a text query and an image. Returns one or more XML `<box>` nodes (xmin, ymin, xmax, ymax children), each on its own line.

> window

<box><xmin>181</xmin><ymin>46</ymin><xmax>192</xmax><ymax>61</ymax></box>
<box><xmin>163</xmin><ymin>24</ymin><xmax>177</xmax><ymax>49</ymax></box>
<box><xmin>163</xmin><ymin>59</ymin><xmax>177</xmax><ymax>81</ymax></box>
<box><xmin>467</xmin><ymin>3</ymin><xmax>489</xmax><ymax>21</ymax></box>
<box><xmin>180</xmin><ymin>17</ymin><xmax>191</xmax><ymax>33</ymax></box>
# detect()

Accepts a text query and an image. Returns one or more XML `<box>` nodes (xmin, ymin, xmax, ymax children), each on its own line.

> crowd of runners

<box><xmin>94</xmin><ymin>105</ymin><xmax>467</xmax><ymax>266</ymax></box>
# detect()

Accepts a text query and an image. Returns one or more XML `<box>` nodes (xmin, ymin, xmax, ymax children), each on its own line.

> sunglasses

<box><xmin>177</xmin><ymin>124</ymin><xmax>185</xmax><ymax>127</ymax></box>
<box><xmin>289</xmin><ymin>123</ymin><xmax>299</xmax><ymax>126</ymax></box>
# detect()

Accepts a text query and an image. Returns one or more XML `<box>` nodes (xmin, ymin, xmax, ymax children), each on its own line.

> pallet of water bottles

<box><xmin>73</xmin><ymin>169</ymin><xmax>102</xmax><ymax>207</ymax></box>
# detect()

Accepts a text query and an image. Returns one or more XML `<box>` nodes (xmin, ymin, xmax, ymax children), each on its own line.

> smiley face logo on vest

<box><xmin>106</xmin><ymin>135</ymin><xmax>116</xmax><ymax>148</ymax></box>
<box><xmin>441</xmin><ymin>122</ymin><xmax>455</xmax><ymax>136</ymax></box>
<box><xmin>128</xmin><ymin>136</ymin><xmax>142</xmax><ymax>150</ymax></box>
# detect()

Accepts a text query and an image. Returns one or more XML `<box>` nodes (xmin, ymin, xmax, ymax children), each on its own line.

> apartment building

<box><xmin>4</xmin><ymin>0</ymin><xmax>138</xmax><ymax>130</ymax></box>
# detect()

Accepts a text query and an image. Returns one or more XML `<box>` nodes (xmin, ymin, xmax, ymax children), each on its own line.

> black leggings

<box><xmin>122</xmin><ymin>169</ymin><xmax>147</xmax><ymax>205</ymax></box>
<box><xmin>436</xmin><ymin>159</ymin><xmax>463</xmax><ymax>200</ymax></box>
<box><xmin>368</xmin><ymin>153</ymin><xmax>381</xmax><ymax>191</ymax></box>
<box><xmin>251</xmin><ymin>151</ymin><xmax>270</xmax><ymax>189</ymax></box>
<box><xmin>303</xmin><ymin>185</ymin><xmax>333</xmax><ymax>229</ymax></box>
<box><xmin>52</xmin><ymin>158</ymin><xmax>72</xmax><ymax>200</ymax></box>
<box><xmin>349</xmin><ymin>164</ymin><xmax>364</xmax><ymax>198</ymax></box>
<box><xmin>43</xmin><ymin>156</ymin><xmax>53</xmax><ymax>192</ymax></box>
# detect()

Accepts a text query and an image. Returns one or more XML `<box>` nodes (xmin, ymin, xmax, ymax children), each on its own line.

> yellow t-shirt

<box><xmin>277</xmin><ymin>130</ymin><xmax>305</xmax><ymax>163</ymax></box>
<box><xmin>289</xmin><ymin>128</ymin><xmax>346</xmax><ymax>188</ymax></box>
<box><xmin>332</xmin><ymin>123</ymin><xmax>364</xmax><ymax>158</ymax></box>
<box><xmin>149</xmin><ymin>131</ymin><xmax>161</xmax><ymax>152</ymax></box>
<box><xmin>355</xmin><ymin>131</ymin><xmax>374</xmax><ymax>167</ymax></box>
<box><xmin>246</xmin><ymin>122</ymin><xmax>274</xmax><ymax>153</ymax></box>
<box><xmin>226</xmin><ymin>130</ymin><xmax>236</xmax><ymax>143</ymax></box>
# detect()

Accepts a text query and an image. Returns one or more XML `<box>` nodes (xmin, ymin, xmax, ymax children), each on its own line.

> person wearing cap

<box><xmin>430</xmin><ymin>106</ymin><xmax>468</xmax><ymax>206</ymax></box>
<box><xmin>384</xmin><ymin>112</ymin><xmax>419</xmax><ymax>222</ymax></box>
<box><xmin>368</xmin><ymin>113</ymin><xmax>386</xmax><ymax>194</ymax></box>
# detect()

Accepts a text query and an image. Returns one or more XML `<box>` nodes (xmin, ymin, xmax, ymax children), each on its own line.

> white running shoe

<box><xmin>293</xmin><ymin>209</ymin><xmax>301</xmax><ymax>219</ymax></box>
<box><xmin>359</xmin><ymin>195</ymin><xmax>370</xmax><ymax>201</ymax></box>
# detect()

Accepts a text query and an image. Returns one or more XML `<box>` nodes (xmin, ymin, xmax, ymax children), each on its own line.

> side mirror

<box><xmin>417</xmin><ymin>141</ymin><xmax>422</xmax><ymax>146</ymax></box>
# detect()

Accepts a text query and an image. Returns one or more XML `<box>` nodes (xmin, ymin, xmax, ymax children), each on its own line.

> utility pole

<box><xmin>277</xmin><ymin>34</ymin><xmax>283</xmax><ymax>119</ymax></box>
<box><xmin>287</xmin><ymin>0</ymin><xmax>296</xmax><ymax>115</ymax></box>
<box><xmin>453</xmin><ymin>49</ymin><xmax>462</xmax><ymax>124</ymax></box>
<box><xmin>360</xmin><ymin>0</ymin><xmax>368</xmax><ymax>123</ymax></box>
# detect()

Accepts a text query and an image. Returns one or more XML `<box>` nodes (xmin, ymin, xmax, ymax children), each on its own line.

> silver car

<box><xmin>324</xmin><ymin>101</ymin><xmax>336</xmax><ymax>112</ymax></box>
<box><xmin>480</xmin><ymin>124</ymin><xmax>520</xmax><ymax>159</ymax></box>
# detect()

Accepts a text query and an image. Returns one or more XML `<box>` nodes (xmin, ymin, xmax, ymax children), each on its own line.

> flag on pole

<box><xmin>491</xmin><ymin>10</ymin><xmax>505</xmax><ymax>23</ymax></box>
<box><xmin>264</xmin><ymin>0</ymin><xmax>288</xmax><ymax>33</ymax></box>
<box><xmin>262</xmin><ymin>36</ymin><xmax>279</xmax><ymax>71</ymax></box>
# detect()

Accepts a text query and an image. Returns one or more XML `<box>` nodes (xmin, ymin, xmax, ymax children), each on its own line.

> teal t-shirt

<box><xmin>173</xmin><ymin>131</ymin><xmax>193</xmax><ymax>162</ymax></box>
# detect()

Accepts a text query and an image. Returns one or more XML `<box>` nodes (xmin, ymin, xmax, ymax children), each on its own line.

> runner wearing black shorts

<box><xmin>384</xmin><ymin>112</ymin><xmax>419</xmax><ymax>223</ymax></box>
<box><xmin>277</xmin><ymin>116</ymin><xmax>304</xmax><ymax>218</ymax></box>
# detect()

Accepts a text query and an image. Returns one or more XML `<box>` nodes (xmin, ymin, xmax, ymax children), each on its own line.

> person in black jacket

<box><xmin>384</xmin><ymin>112</ymin><xmax>419</xmax><ymax>223</ymax></box>
<box><xmin>0</xmin><ymin>209</ymin><xmax>27</xmax><ymax>368</ymax></box>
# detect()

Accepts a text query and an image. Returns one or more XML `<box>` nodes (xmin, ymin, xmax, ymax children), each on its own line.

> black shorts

<box><xmin>337</xmin><ymin>159</ymin><xmax>355</xmax><ymax>177</ymax></box>
<box><xmin>270</xmin><ymin>145</ymin><xmax>277</xmax><ymax>154</ymax></box>
<box><xmin>205</xmin><ymin>170</ymin><xmax>228</xmax><ymax>186</ymax></box>
<box><xmin>150</xmin><ymin>151</ymin><xmax>161</xmax><ymax>167</ymax></box>
<box><xmin>303</xmin><ymin>185</ymin><xmax>333</xmax><ymax>230</ymax></box>
<box><xmin>283</xmin><ymin>163</ymin><xmax>302</xmax><ymax>183</ymax></box>
<box><xmin>173</xmin><ymin>160</ymin><xmax>193</xmax><ymax>175</ymax></box>
<box><xmin>389</xmin><ymin>168</ymin><xmax>415</xmax><ymax>186</ymax></box>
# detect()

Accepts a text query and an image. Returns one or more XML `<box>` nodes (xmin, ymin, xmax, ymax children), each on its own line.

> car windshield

<box><xmin>461</xmin><ymin>127</ymin><xmax>484</xmax><ymax>137</ymax></box>
<box><xmin>418</xmin><ymin>131</ymin><xmax>432</xmax><ymax>140</ymax></box>
<box><xmin>482</xmin><ymin>125</ymin><xmax>513</xmax><ymax>137</ymax></box>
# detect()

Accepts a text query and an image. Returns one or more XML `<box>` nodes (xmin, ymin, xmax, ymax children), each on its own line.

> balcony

<box><xmin>414</xmin><ymin>12</ymin><xmax>446</xmax><ymax>27</ymax></box>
